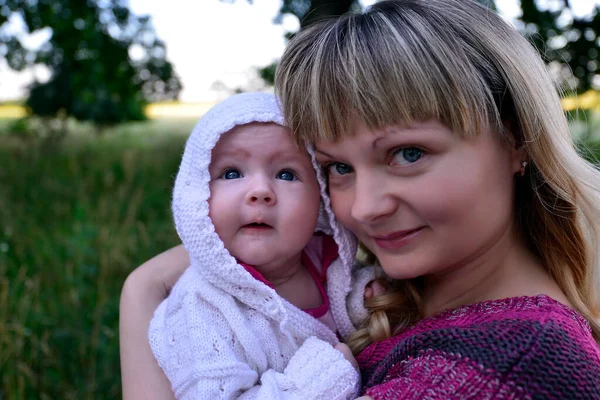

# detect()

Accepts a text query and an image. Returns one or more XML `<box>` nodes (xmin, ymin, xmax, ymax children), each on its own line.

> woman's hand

<box><xmin>119</xmin><ymin>245</ymin><xmax>189</xmax><ymax>400</ymax></box>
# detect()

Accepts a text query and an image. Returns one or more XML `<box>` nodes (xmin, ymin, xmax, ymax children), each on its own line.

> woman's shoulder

<box><xmin>358</xmin><ymin>295</ymin><xmax>600</xmax><ymax>399</ymax></box>
<box><xmin>396</xmin><ymin>294</ymin><xmax>594</xmax><ymax>342</ymax></box>
<box><xmin>359</xmin><ymin>294</ymin><xmax>595</xmax><ymax>361</ymax></box>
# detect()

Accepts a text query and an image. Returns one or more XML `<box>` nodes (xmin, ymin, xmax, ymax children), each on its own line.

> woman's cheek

<box><xmin>328</xmin><ymin>188</ymin><xmax>356</xmax><ymax>229</ymax></box>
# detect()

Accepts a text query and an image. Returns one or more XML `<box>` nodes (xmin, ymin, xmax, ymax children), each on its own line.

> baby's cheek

<box><xmin>208</xmin><ymin>204</ymin><xmax>232</xmax><ymax>243</ymax></box>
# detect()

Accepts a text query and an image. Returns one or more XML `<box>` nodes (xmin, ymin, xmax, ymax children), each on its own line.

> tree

<box><xmin>241</xmin><ymin>0</ymin><xmax>600</xmax><ymax>93</ymax></box>
<box><xmin>251</xmin><ymin>0</ymin><xmax>360</xmax><ymax>85</ymax></box>
<box><xmin>517</xmin><ymin>0</ymin><xmax>600</xmax><ymax>93</ymax></box>
<box><xmin>0</xmin><ymin>0</ymin><xmax>181</xmax><ymax>133</ymax></box>
<box><xmin>275</xmin><ymin>0</ymin><xmax>360</xmax><ymax>29</ymax></box>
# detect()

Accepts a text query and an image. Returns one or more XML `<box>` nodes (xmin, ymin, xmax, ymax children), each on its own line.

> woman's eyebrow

<box><xmin>314</xmin><ymin>148</ymin><xmax>335</xmax><ymax>158</ymax></box>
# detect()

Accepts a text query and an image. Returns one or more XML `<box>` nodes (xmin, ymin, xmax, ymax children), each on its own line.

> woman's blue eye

<box><xmin>392</xmin><ymin>147</ymin><xmax>423</xmax><ymax>165</ymax></box>
<box><xmin>222</xmin><ymin>169</ymin><xmax>242</xmax><ymax>179</ymax></box>
<box><xmin>327</xmin><ymin>163</ymin><xmax>353</xmax><ymax>176</ymax></box>
<box><xmin>277</xmin><ymin>170</ymin><xmax>296</xmax><ymax>181</ymax></box>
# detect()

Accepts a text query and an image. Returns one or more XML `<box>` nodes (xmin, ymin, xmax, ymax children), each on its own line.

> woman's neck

<box><xmin>421</xmin><ymin>223</ymin><xmax>568</xmax><ymax>318</ymax></box>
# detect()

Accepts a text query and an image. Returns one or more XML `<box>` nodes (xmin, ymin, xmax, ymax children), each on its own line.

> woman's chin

<box><xmin>376</xmin><ymin>256</ymin><xmax>429</xmax><ymax>281</ymax></box>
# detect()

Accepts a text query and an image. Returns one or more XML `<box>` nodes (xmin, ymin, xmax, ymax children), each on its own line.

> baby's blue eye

<box><xmin>277</xmin><ymin>170</ymin><xmax>296</xmax><ymax>181</ymax></box>
<box><xmin>222</xmin><ymin>169</ymin><xmax>242</xmax><ymax>179</ymax></box>
<box><xmin>327</xmin><ymin>163</ymin><xmax>353</xmax><ymax>176</ymax></box>
<box><xmin>393</xmin><ymin>147</ymin><xmax>423</xmax><ymax>165</ymax></box>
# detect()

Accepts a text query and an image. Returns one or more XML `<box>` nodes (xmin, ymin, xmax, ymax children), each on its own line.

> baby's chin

<box><xmin>233</xmin><ymin>250</ymin><xmax>302</xmax><ymax>279</ymax></box>
<box><xmin>233</xmin><ymin>252</ymin><xmax>277</xmax><ymax>269</ymax></box>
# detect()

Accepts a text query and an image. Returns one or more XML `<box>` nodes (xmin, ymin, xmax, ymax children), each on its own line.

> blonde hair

<box><xmin>276</xmin><ymin>0</ymin><xmax>600</xmax><ymax>353</ymax></box>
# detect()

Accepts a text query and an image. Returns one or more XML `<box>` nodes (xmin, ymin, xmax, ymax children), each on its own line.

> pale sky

<box><xmin>0</xmin><ymin>0</ymin><xmax>599</xmax><ymax>102</ymax></box>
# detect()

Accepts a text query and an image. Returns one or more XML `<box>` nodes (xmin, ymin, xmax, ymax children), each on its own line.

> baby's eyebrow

<box><xmin>212</xmin><ymin>148</ymin><xmax>252</xmax><ymax>160</ymax></box>
<box><xmin>270</xmin><ymin>151</ymin><xmax>310</xmax><ymax>164</ymax></box>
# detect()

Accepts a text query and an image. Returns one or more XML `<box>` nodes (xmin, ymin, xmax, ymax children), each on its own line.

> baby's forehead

<box><xmin>210</xmin><ymin>122</ymin><xmax>311</xmax><ymax>163</ymax></box>
<box><xmin>221</xmin><ymin>121</ymin><xmax>290</xmax><ymax>137</ymax></box>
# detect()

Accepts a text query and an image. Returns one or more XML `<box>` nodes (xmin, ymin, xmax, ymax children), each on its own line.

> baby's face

<box><xmin>208</xmin><ymin>122</ymin><xmax>321</xmax><ymax>274</ymax></box>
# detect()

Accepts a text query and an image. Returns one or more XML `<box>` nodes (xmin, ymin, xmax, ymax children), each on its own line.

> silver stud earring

<box><xmin>520</xmin><ymin>161</ymin><xmax>528</xmax><ymax>177</ymax></box>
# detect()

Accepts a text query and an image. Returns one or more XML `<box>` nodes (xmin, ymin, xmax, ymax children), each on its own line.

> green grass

<box><xmin>0</xmin><ymin>116</ymin><xmax>599</xmax><ymax>399</ymax></box>
<box><xmin>0</xmin><ymin>119</ymin><xmax>194</xmax><ymax>399</ymax></box>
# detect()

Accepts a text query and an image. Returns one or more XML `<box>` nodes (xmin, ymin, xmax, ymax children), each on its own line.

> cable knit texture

<box><xmin>357</xmin><ymin>295</ymin><xmax>600</xmax><ymax>399</ymax></box>
<box><xmin>149</xmin><ymin>93</ymin><xmax>367</xmax><ymax>399</ymax></box>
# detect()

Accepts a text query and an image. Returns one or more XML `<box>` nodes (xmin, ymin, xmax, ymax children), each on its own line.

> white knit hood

<box><xmin>171</xmin><ymin>92</ymin><xmax>360</xmax><ymax>338</ymax></box>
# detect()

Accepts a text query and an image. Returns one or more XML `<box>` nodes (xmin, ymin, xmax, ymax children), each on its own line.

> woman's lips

<box><xmin>372</xmin><ymin>227</ymin><xmax>424</xmax><ymax>250</ymax></box>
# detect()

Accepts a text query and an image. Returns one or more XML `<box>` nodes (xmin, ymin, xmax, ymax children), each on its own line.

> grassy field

<box><xmin>0</xmin><ymin>118</ymin><xmax>195</xmax><ymax>399</ymax></box>
<box><xmin>0</xmin><ymin>114</ymin><xmax>599</xmax><ymax>399</ymax></box>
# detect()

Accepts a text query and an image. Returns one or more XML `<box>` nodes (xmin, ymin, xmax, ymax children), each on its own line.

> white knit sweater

<box><xmin>149</xmin><ymin>93</ymin><xmax>376</xmax><ymax>399</ymax></box>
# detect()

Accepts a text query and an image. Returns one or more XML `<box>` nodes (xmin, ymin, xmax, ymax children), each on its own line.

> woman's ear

<box><xmin>503</xmin><ymin>120</ymin><xmax>528</xmax><ymax>176</ymax></box>
<box><xmin>511</xmin><ymin>144</ymin><xmax>528</xmax><ymax>176</ymax></box>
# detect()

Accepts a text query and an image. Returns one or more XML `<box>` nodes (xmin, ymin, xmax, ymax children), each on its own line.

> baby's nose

<box><xmin>246</xmin><ymin>185</ymin><xmax>276</xmax><ymax>205</ymax></box>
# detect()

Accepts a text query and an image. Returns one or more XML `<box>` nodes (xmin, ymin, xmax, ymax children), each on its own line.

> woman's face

<box><xmin>315</xmin><ymin>119</ymin><xmax>523</xmax><ymax>279</ymax></box>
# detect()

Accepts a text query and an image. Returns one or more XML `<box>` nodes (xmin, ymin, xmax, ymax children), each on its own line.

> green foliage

<box><xmin>248</xmin><ymin>0</ymin><xmax>360</xmax><ymax>84</ymax></box>
<box><xmin>0</xmin><ymin>121</ymin><xmax>194</xmax><ymax>399</ymax></box>
<box><xmin>258</xmin><ymin>62</ymin><xmax>277</xmax><ymax>85</ymax></box>
<box><xmin>0</xmin><ymin>99</ymin><xmax>25</xmax><ymax>106</ymax></box>
<box><xmin>276</xmin><ymin>0</ymin><xmax>359</xmax><ymax>28</ymax></box>
<box><xmin>568</xmin><ymin>107</ymin><xmax>600</xmax><ymax>144</ymax></box>
<box><xmin>0</xmin><ymin>0</ymin><xmax>181</xmax><ymax>128</ymax></box>
<box><xmin>518</xmin><ymin>0</ymin><xmax>600</xmax><ymax>93</ymax></box>
<box><xmin>252</xmin><ymin>0</ymin><xmax>600</xmax><ymax>91</ymax></box>
<box><xmin>475</xmin><ymin>0</ymin><xmax>496</xmax><ymax>11</ymax></box>
<box><xmin>577</xmin><ymin>140</ymin><xmax>600</xmax><ymax>165</ymax></box>
<box><xmin>6</xmin><ymin>117</ymin><xmax>31</xmax><ymax>136</ymax></box>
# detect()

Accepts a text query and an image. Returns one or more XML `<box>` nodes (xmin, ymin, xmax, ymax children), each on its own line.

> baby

<box><xmin>149</xmin><ymin>92</ymin><xmax>375</xmax><ymax>399</ymax></box>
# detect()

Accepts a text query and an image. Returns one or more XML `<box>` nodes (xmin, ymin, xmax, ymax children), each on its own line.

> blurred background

<box><xmin>1</xmin><ymin>0</ymin><xmax>600</xmax><ymax>398</ymax></box>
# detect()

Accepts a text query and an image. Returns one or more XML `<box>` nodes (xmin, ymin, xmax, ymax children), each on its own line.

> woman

<box><xmin>121</xmin><ymin>0</ymin><xmax>600</xmax><ymax>398</ymax></box>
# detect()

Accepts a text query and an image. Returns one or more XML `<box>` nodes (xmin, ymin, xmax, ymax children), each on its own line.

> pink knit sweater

<box><xmin>356</xmin><ymin>295</ymin><xmax>600</xmax><ymax>399</ymax></box>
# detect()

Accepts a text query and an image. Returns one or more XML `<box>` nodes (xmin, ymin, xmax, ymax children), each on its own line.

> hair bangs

<box><xmin>277</xmin><ymin>3</ymin><xmax>503</xmax><ymax>145</ymax></box>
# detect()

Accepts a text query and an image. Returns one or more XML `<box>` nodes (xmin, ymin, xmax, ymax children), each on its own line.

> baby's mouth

<box><xmin>242</xmin><ymin>222</ymin><xmax>273</xmax><ymax>230</ymax></box>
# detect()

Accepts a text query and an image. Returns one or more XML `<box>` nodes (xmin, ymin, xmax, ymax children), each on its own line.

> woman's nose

<box><xmin>350</xmin><ymin>173</ymin><xmax>396</xmax><ymax>223</ymax></box>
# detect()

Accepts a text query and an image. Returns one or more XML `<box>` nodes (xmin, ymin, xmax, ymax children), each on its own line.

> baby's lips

<box><xmin>242</xmin><ymin>222</ymin><xmax>273</xmax><ymax>228</ymax></box>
